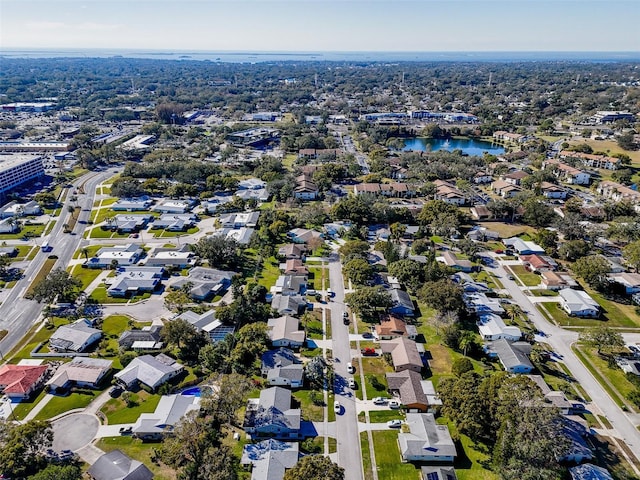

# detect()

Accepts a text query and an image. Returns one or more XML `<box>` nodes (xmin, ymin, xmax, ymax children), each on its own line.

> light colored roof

<box><xmin>133</xmin><ymin>394</ymin><xmax>200</xmax><ymax>435</ymax></box>
<box><xmin>115</xmin><ymin>354</ymin><xmax>183</xmax><ymax>390</ymax></box>
<box><xmin>46</xmin><ymin>357</ymin><xmax>111</xmax><ymax>387</ymax></box>
<box><xmin>487</xmin><ymin>339</ymin><xmax>533</xmax><ymax>371</ymax></box>
<box><xmin>241</xmin><ymin>439</ymin><xmax>299</xmax><ymax>480</ymax></box>
<box><xmin>559</xmin><ymin>288</ymin><xmax>600</xmax><ymax>312</ymax></box>
<box><xmin>569</xmin><ymin>464</ymin><xmax>613</xmax><ymax>480</ymax></box>
<box><xmin>88</xmin><ymin>450</ymin><xmax>153</xmax><ymax>480</ymax></box>
<box><xmin>267</xmin><ymin>316</ymin><xmax>306</xmax><ymax>344</ymax></box>
<box><xmin>398</xmin><ymin>413</ymin><xmax>457</xmax><ymax>458</ymax></box>
<box><xmin>477</xmin><ymin>314</ymin><xmax>521</xmax><ymax>339</ymax></box>
<box><xmin>381</xmin><ymin>337</ymin><xmax>423</xmax><ymax>369</ymax></box>
<box><xmin>50</xmin><ymin>322</ymin><xmax>101</xmax><ymax>352</ymax></box>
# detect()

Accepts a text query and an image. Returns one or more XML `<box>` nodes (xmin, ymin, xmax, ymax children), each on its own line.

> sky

<box><xmin>1</xmin><ymin>0</ymin><xmax>639</xmax><ymax>52</ymax></box>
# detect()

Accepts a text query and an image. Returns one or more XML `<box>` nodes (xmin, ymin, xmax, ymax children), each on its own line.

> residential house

<box><xmin>132</xmin><ymin>394</ymin><xmax>200</xmax><ymax>440</ymax></box>
<box><xmin>541</xmin><ymin>271</ymin><xmax>578</xmax><ymax>290</ymax></box>
<box><xmin>143</xmin><ymin>246</ymin><xmax>195</xmax><ymax>269</ymax></box>
<box><xmin>241</xmin><ymin>439</ymin><xmax>299</xmax><ymax>480</ymax></box>
<box><xmin>282</xmin><ymin>258</ymin><xmax>308</xmax><ymax>275</ymax></box>
<box><xmin>560</xmin><ymin>150</ymin><xmax>619</xmax><ymax>170</ymax></box>
<box><xmin>119</xmin><ymin>325</ymin><xmax>163</xmax><ymax>350</ymax></box>
<box><xmin>278</xmin><ymin>243</ymin><xmax>305</xmax><ymax>260</ymax></box>
<box><xmin>273</xmin><ymin>274</ymin><xmax>307</xmax><ymax>296</ymax></box>
<box><xmin>261</xmin><ymin>348</ymin><xmax>301</xmax><ymax>376</ymax></box>
<box><xmin>609</xmin><ymin>272</ymin><xmax>640</xmax><ymax>294</ymax></box>
<box><xmin>467</xmin><ymin>227</ymin><xmax>499</xmax><ymax>242</ymax></box>
<box><xmin>267</xmin><ymin>315</ymin><xmax>306</xmax><ymax>348</ymax></box>
<box><xmin>491</xmin><ymin>180</ymin><xmax>522</xmax><ymax>198</ymax></box>
<box><xmin>520</xmin><ymin>254</ymin><xmax>557</xmax><ymax>273</ymax></box>
<box><xmin>433</xmin><ymin>180</ymin><xmax>466</xmax><ymax>206</ymax></box>
<box><xmin>600</xmin><ymin>255</ymin><xmax>625</xmax><ymax>273</ymax></box>
<box><xmin>86</xmin><ymin>244</ymin><xmax>143</xmax><ymax>269</ymax></box>
<box><xmin>243</xmin><ymin>386</ymin><xmax>301</xmax><ymax>439</ymax></box>
<box><xmin>106</xmin><ymin>266</ymin><xmax>164</xmax><ymax>297</ymax></box>
<box><xmin>493</xmin><ymin>131</ymin><xmax>526</xmax><ymax>144</ymax></box>
<box><xmin>0</xmin><ymin>364</ymin><xmax>48</xmax><ymax>400</ymax></box>
<box><xmin>421</xmin><ymin>467</ymin><xmax>458</xmax><ymax>480</ymax></box>
<box><xmin>111</xmin><ymin>198</ymin><xmax>153</xmax><ymax>211</ymax></box>
<box><xmin>569</xmin><ymin>464</ymin><xmax>613</xmax><ymax>480</ymax></box>
<box><xmin>150</xmin><ymin>214</ymin><xmax>197</xmax><ymax>231</ymax></box>
<box><xmin>558</xmin><ymin>417</ymin><xmax>594</xmax><ymax>464</ymax></box>
<box><xmin>470</xmin><ymin>205</ymin><xmax>493</xmax><ymax>221</ymax></box>
<box><xmin>115</xmin><ymin>354</ymin><xmax>184</xmax><ymax>391</ymax></box>
<box><xmin>171</xmin><ymin>267</ymin><xmax>237</xmax><ymax>301</ymax></box>
<box><xmin>386</xmin><ymin>369</ymin><xmax>429</xmax><ymax>412</ymax></box>
<box><xmin>88</xmin><ymin>450</ymin><xmax>153</xmax><ymax>480</ymax></box>
<box><xmin>375</xmin><ymin>314</ymin><xmax>418</xmax><ymax>340</ymax></box>
<box><xmin>0</xmin><ymin>218</ymin><xmax>19</xmax><ymax>233</ymax></box>
<box><xmin>381</xmin><ymin>337</ymin><xmax>423</xmax><ymax>373</ymax></box>
<box><xmin>0</xmin><ymin>200</ymin><xmax>42</xmax><ymax>218</ymax></box>
<box><xmin>559</xmin><ymin>288</ymin><xmax>600</xmax><ymax>317</ymax></box>
<box><xmin>49</xmin><ymin>319</ymin><xmax>102</xmax><ymax>353</ymax></box>
<box><xmin>615</xmin><ymin>357</ymin><xmax>640</xmax><ymax>376</ymax></box>
<box><xmin>485</xmin><ymin>339</ymin><xmax>534</xmax><ymax>374</ymax></box>
<box><xmin>112</xmin><ymin>214</ymin><xmax>153</xmax><ymax>233</ymax></box>
<box><xmin>477</xmin><ymin>314</ymin><xmax>521</xmax><ymax>341</ymax></box>
<box><xmin>544</xmin><ymin>159</ymin><xmax>591</xmax><ymax>185</ymax></box>
<box><xmin>452</xmin><ymin>272</ymin><xmax>490</xmax><ymax>293</ymax></box>
<box><xmin>294</xmin><ymin>174</ymin><xmax>319</xmax><ymax>200</ymax></box>
<box><xmin>219</xmin><ymin>211</ymin><xmax>261</xmax><ymax>228</ymax></box>
<box><xmin>287</xmin><ymin>228</ymin><xmax>323</xmax><ymax>245</ymax></box>
<box><xmin>238</xmin><ymin>178</ymin><xmax>267</xmax><ymax>190</ymax></box>
<box><xmin>46</xmin><ymin>357</ymin><xmax>112</xmax><ymax>391</ymax></box>
<box><xmin>473</xmin><ymin>171</ymin><xmax>492</xmax><ymax>184</ymax></box>
<box><xmin>464</xmin><ymin>292</ymin><xmax>505</xmax><ymax>315</ymax></box>
<box><xmin>271</xmin><ymin>294</ymin><xmax>308</xmax><ymax>316</ymax></box>
<box><xmin>597</xmin><ymin>180</ymin><xmax>640</xmax><ymax>204</ymax></box>
<box><xmin>152</xmin><ymin>199</ymin><xmax>195</xmax><ymax>214</ymax></box>
<box><xmin>504</xmin><ymin>237</ymin><xmax>545</xmax><ymax>255</ymax></box>
<box><xmin>501</xmin><ymin>170</ymin><xmax>529</xmax><ymax>185</ymax></box>
<box><xmin>266</xmin><ymin>364</ymin><xmax>304</xmax><ymax>389</ymax></box>
<box><xmin>175</xmin><ymin>310</ymin><xmax>236</xmax><ymax>343</ymax></box>
<box><xmin>398</xmin><ymin>413</ymin><xmax>457</xmax><ymax>462</ymax></box>
<box><xmin>216</xmin><ymin>227</ymin><xmax>255</xmax><ymax>245</ymax></box>
<box><xmin>440</xmin><ymin>251</ymin><xmax>473</xmax><ymax>272</ymax></box>
<box><xmin>389</xmin><ymin>288</ymin><xmax>415</xmax><ymax>317</ymax></box>
<box><xmin>0</xmin><ymin>246</ymin><xmax>18</xmax><ymax>257</ymax></box>
<box><xmin>540</xmin><ymin>182</ymin><xmax>568</xmax><ymax>199</ymax></box>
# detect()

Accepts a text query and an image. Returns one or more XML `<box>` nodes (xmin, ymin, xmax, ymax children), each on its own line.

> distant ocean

<box><xmin>1</xmin><ymin>49</ymin><xmax>639</xmax><ymax>62</ymax></box>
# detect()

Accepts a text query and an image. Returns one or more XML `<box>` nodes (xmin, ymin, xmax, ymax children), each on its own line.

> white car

<box><xmin>372</xmin><ymin>397</ymin><xmax>388</xmax><ymax>405</ymax></box>
<box><xmin>334</xmin><ymin>401</ymin><xmax>341</xmax><ymax>414</ymax></box>
<box><xmin>348</xmin><ymin>378</ymin><xmax>356</xmax><ymax>389</ymax></box>
<box><xmin>387</xmin><ymin>420</ymin><xmax>402</xmax><ymax>428</ymax></box>
<box><xmin>347</xmin><ymin>362</ymin><xmax>355</xmax><ymax>374</ymax></box>
<box><xmin>388</xmin><ymin>400</ymin><xmax>400</xmax><ymax>409</ymax></box>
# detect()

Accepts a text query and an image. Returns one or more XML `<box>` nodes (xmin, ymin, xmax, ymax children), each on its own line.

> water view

<box><xmin>403</xmin><ymin>137</ymin><xmax>505</xmax><ymax>156</ymax></box>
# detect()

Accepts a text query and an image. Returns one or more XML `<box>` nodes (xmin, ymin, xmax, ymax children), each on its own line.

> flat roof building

<box><xmin>0</xmin><ymin>154</ymin><xmax>45</xmax><ymax>195</ymax></box>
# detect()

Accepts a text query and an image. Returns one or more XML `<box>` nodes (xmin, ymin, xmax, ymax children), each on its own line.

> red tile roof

<box><xmin>0</xmin><ymin>364</ymin><xmax>47</xmax><ymax>395</ymax></box>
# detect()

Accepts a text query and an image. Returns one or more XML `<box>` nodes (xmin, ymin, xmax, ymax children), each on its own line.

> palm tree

<box><xmin>458</xmin><ymin>330</ymin><xmax>477</xmax><ymax>357</ymax></box>
<box><xmin>81</xmin><ymin>247</ymin><xmax>89</xmax><ymax>261</ymax></box>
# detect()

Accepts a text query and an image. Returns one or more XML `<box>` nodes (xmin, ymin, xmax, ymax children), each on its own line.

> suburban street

<box><xmin>327</xmin><ymin>251</ymin><xmax>365</xmax><ymax>480</ymax></box>
<box><xmin>485</xmin><ymin>252</ymin><xmax>640</xmax><ymax>471</ymax></box>
<box><xmin>0</xmin><ymin>167</ymin><xmax>120</xmax><ymax>357</ymax></box>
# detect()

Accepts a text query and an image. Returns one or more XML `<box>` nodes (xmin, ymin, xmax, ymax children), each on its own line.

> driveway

<box><xmin>52</xmin><ymin>413</ymin><xmax>100</xmax><ymax>452</ymax></box>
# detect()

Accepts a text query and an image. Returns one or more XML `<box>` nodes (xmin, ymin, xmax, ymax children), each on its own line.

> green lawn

<box><xmin>90</xmin><ymin>286</ymin><xmax>151</xmax><ymax>304</ymax></box>
<box><xmin>471</xmin><ymin>270</ymin><xmax>502</xmax><ymax>290</ymax></box>
<box><xmin>478</xmin><ymin>222</ymin><xmax>534</xmax><ymax>239</ymax></box>
<box><xmin>361</xmin><ymin>357</ymin><xmax>393</xmax><ymax>400</ymax></box>
<box><xmin>304</xmin><ymin>311</ymin><xmax>324</xmax><ymax>340</ymax></box>
<box><xmin>445</xmin><ymin>421</ymin><xmax>498</xmax><ymax>480</ymax></box>
<box><xmin>96</xmin><ymin>436</ymin><xmax>176</xmax><ymax>480</ymax></box>
<box><xmin>530</xmin><ymin>289</ymin><xmax>559</xmax><ymax>297</ymax></box>
<box><xmin>34</xmin><ymin>390</ymin><xmax>99</xmax><ymax>420</ymax></box>
<box><xmin>360</xmin><ymin>432</ymin><xmax>373</xmax><ymax>480</ymax></box>
<box><xmin>69</xmin><ymin>264</ymin><xmax>103</xmax><ymax>291</ymax></box>
<box><xmin>74</xmin><ymin>244</ymin><xmax>112</xmax><ymax>259</ymax></box>
<box><xmin>7</xmin><ymin>317</ymin><xmax>69</xmax><ymax>362</ymax></box>
<box><xmin>256</xmin><ymin>256</ymin><xmax>281</xmax><ymax>290</ymax></box>
<box><xmin>372</xmin><ymin>430</ymin><xmax>421</xmax><ymax>480</ymax></box>
<box><xmin>293</xmin><ymin>389</ymin><xmax>324</xmax><ymax>422</ymax></box>
<box><xmin>153</xmin><ymin>227</ymin><xmax>199</xmax><ymax>238</ymax></box>
<box><xmin>508</xmin><ymin>264</ymin><xmax>541</xmax><ymax>287</ymax></box>
<box><xmin>539</xmin><ymin>300</ymin><xmax>639</xmax><ymax>328</ymax></box>
<box><xmin>87</xmin><ymin>227</ymin><xmax>132</xmax><ymax>239</ymax></box>
<box><xmin>100</xmin><ymin>392</ymin><xmax>162</xmax><ymax>424</ymax></box>
<box><xmin>0</xmin><ymin>224</ymin><xmax>45</xmax><ymax>240</ymax></box>
<box><xmin>368</xmin><ymin>410</ymin><xmax>404</xmax><ymax>423</ymax></box>
<box><xmin>10</xmin><ymin>389</ymin><xmax>48</xmax><ymax>420</ymax></box>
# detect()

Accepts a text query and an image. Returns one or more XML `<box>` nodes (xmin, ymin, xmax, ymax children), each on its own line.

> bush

<box><xmin>452</xmin><ymin>357</ymin><xmax>474</xmax><ymax>377</ymax></box>
<box><xmin>368</xmin><ymin>375</ymin><xmax>386</xmax><ymax>391</ymax></box>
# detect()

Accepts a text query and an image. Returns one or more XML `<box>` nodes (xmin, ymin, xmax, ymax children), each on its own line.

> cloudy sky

<box><xmin>1</xmin><ymin>0</ymin><xmax>639</xmax><ymax>52</ymax></box>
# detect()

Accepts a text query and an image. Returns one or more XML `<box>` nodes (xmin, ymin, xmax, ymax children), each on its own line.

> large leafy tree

<box><xmin>572</xmin><ymin>255</ymin><xmax>611</xmax><ymax>291</ymax></box>
<box><xmin>342</xmin><ymin>258</ymin><xmax>374</xmax><ymax>286</ymax></box>
<box><xmin>0</xmin><ymin>419</ymin><xmax>53</xmax><ymax>478</ymax></box>
<box><xmin>344</xmin><ymin>286</ymin><xmax>393</xmax><ymax>321</ymax></box>
<box><xmin>192</xmin><ymin>236</ymin><xmax>242</xmax><ymax>270</ymax></box>
<box><xmin>418</xmin><ymin>279</ymin><xmax>464</xmax><ymax>315</ymax></box>
<box><xmin>623</xmin><ymin>239</ymin><xmax>640</xmax><ymax>272</ymax></box>
<box><xmin>30</xmin><ymin>268</ymin><xmax>82</xmax><ymax>304</ymax></box>
<box><xmin>579</xmin><ymin>326</ymin><xmax>624</xmax><ymax>355</ymax></box>
<box><xmin>283</xmin><ymin>455</ymin><xmax>344</xmax><ymax>480</ymax></box>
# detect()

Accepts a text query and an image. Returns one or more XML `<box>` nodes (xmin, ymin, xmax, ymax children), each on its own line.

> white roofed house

<box><xmin>608</xmin><ymin>272</ymin><xmax>640</xmax><ymax>295</ymax></box>
<box><xmin>0</xmin><ymin>200</ymin><xmax>42</xmax><ymax>218</ymax></box>
<box><xmin>105</xmin><ymin>266</ymin><xmax>164</xmax><ymax>298</ymax></box>
<box><xmin>133</xmin><ymin>394</ymin><xmax>200</xmax><ymax>440</ymax></box>
<box><xmin>504</xmin><ymin>237</ymin><xmax>545</xmax><ymax>255</ymax></box>
<box><xmin>477</xmin><ymin>314</ymin><xmax>521</xmax><ymax>341</ymax></box>
<box><xmin>484</xmin><ymin>338</ymin><xmax>534</xmax><ymax>374</ymax></box>
<box><xmin>115</xmin><ymin>354</ymin><xmax>184</xmax><ymax>391</ymax></box>
<box><xmin>175</xmin><ymin>310</ymin><xmax>236</xmax><ymax>343</ymax></box>
<box><xmin>112</xmin><ymin>214</ymin><xmax>154</xmax><ymax>233</ymax></box>
<box><xmin>171</xmin><ymin>267</ymin><xmax>237</xmax><ymax>301</ymax></box>
<box><xmin>273</xmin><ymin>274</ymin><xmax>307</xmax><ymax>296</ymax></box>
<box><xmin>86</xmin><ymin>243</ymin><xmax>143</xmax><ymax>269</ymax></box>
<box><xmin>271</xmin><ymin>294</ymin><xmax>308</xmax><ymax>316</ymax></box>
<box><xmin>46</xmin><ymin>357</ymin><xmax>112</xmax><ymax>392</ymax></box>
<box><xmin>152</xmin><ymin>198</ymin><xmax>196</xmax><ymax>214</ymax></box>
<box><xmin>267</xmin><ymin>316</ymin><xmax>306</xmax><ymax>349</ymax></box>
<box><xmin>143</xmin><ymin>245</ymin><xmax>195</xmax><ymax>269</ymax></box>
<box><xmin>49</xmin><ymin>319</ymin><xmax>102</xmax><ymax>353</ymax></box>
<box><xmin>241</xmin><ymin>439</ymin><xmax>299</xmax><ymax>480</ymax></box>
<box><xmin>219</xmin><ymin>211</ymin><xmax>261</xmax><ymax>228</ymax></box>
<box><xmin>243</xmin><ymin>386</ymin><xmax>301</xmax><ymax>440</ymax></box>
<box><xmin>559</xmin><ymin>288</ymin><xmax>600</xmax><ymax>318</ymax></box>
<box><xmin>398</xmin><ymin>413</ymin><xmax>457</xmax><ymax>463</ymax></box>
<box><xmin>111</xmin><ymin>198</ymin><xmax>154</xmax><ymax>211</ymax></box>
<box><xmin>150</xmin><ymin>213</ymin><xmax>197</xmax><ymax>231</ymax></box>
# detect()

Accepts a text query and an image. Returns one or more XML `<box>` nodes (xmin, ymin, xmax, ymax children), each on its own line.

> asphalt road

<box><xmin>327</xmin><ymin>251</ymin><xmax>364</xmax><ymax>480</ymax></box>
<box><xmin>52</xmin><ymin>413</ymin><xmax>100</xmax><ymax>452</ymax></box>
<box><xmin>485</xmin><ymin>253</ymin><xmax>640</xmax><ymax>469</ymax></box>
<box><xmin>342</xmin><ymin>135</ymin><xmax>370</xmax><ymax>174</ymax></box>
<box><xmin>0</xmin><ymin>168</ymin><xmax>119</xmax><ymax>357</ymax></box>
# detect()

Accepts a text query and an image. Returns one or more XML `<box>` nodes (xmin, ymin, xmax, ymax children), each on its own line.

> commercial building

<box><xmin>0</xmin><ymin>154</ymin><xmax>45</xmax><ymax>195</ymax></box>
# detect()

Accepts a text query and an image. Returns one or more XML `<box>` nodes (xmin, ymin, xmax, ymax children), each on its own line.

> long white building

<box><xmin>0</xmin><ymin>154</ymin><xmax>45</xmax><ymax>194</ymax></box>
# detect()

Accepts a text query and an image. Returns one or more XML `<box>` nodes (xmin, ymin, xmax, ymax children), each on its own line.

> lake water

<box><xmin>403</xmin><ymin>137</ymin><xmax>505</xmax><ymax>156</ymax></box>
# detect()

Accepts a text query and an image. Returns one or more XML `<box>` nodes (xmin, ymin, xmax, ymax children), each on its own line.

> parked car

<box><xmin>387</xmin><ymin>420</ymin><xmax>402</xmax><ymax>428</ymax></box>
<box><xmin>348</xmin><ymin>378</ymin><xmax>356</xmax><ymax>389</ymax></box>
<box><xmin>507</xmin><ymin>274</ymin><xmax>515</xmax><ymax>280</ymax></box>
<box><xmin>347</xmin><ymin>362</ymin><xmax>355</xmax><ymax>374</ymax></box>
<box><xmin>334</xmin><ymin>401</ymin><xmax>341</xmax><ymax>414</ymax></box>
<box><xmin>119</xmin><ymin>426</ymin><xmax>132</xmax><ymax>435</ymax></box>
<box><xmin>361</xmin><ymin>347</ymin><xmax>376</xmax><ymax>356</ymax></box>
<box><xmin>372</xmin><ymin>397</ymin><xmax>388</xmax><ymax>405</ymax></box>
<box><xmin>109</xmin><ymin>386</ymin><xmax>123</xmax><ymax>398</ymax></box>
<box><xmin>388</xmin><ymin>400</ymin><xmax>400</xmax><ymax>409</ymax></box>
<box><xmin>362</xmin><ymin>332</ymin><xmax>373</xmax><ymax>339</ymax></box>
<box><xmin>494</xmin><ymin>249</ymin><xmax>504</xmax><ymax>254</ymax></box>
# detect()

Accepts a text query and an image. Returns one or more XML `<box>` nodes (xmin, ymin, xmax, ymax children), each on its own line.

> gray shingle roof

<box><xmin>399</xmin><ymin>413</ymin><xmax>457</xmax><ymax>460</ymax></box>
<box><xmin>88</xmin><ymin>450</ymin><xmax>153</xmax><ymax>480</ymax></box>
<box><xmin>241</xmin><ymin>439</ymin><xmax>299</xmax><ymax>480</ymax></box>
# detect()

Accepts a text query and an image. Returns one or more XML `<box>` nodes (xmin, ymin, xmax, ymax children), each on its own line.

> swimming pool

<box><xmin>181</xmin><ymin>387</ymin><xmax>201</xmax><ymax>397</ymax></box>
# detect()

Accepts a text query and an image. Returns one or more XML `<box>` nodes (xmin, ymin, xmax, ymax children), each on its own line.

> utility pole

<box><xmin>488</xmin><ymin>72</ymin><xmax>492</xmax><ymax>87</ymax></box>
